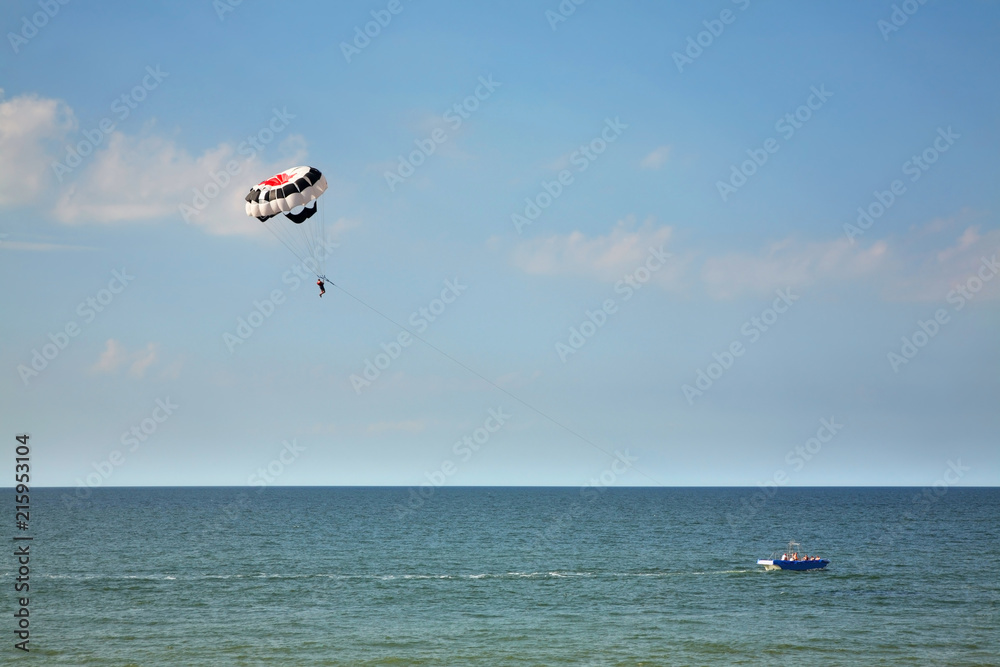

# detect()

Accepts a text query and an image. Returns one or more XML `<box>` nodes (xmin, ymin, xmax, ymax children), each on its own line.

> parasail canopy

<box><xmin>245</xmin><ymin>165</ymin><xmax>328</xmax><ymax>222</ymax></box>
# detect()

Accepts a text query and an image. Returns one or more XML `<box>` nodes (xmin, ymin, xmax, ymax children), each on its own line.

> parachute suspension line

<box><xmin>260</xmin><ymin>218</ymin><xmax>316</xmax><ymax>275</ymax></box>
<box><xmin>308</xmin><ymin>202</ymin><xmax>325</xmax><ymax>277</ymax></box>
<box><xmin>329</xmin><ymin>282</ymin><xmax>663</xmax><ymax>486</ymax></box>
<box><xmin>245</xmin><ymin>165</ymin><xmax>330</xmax><ymax>279</ymax></box>
<box><xmin>302</xmin><ymin>209</ymin><xmax>315</xmax><ymax>268</ymax></box>
<box><xmin>258</xmin><ymin>218</ymin><xmax>329</xmax><ymax>284</ymax></box>
<box><xmin>290</xmin><ymin>202</ymin><xmax>324</xmax><ymax>278</ymax></box>
<box><xmin>320</xmin><ymin>201</ymin><xmax>329</xmax><ymax>276</ymax></box>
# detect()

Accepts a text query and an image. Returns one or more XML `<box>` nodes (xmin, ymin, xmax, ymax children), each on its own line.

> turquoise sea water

<box><xmin>8</xmin><ymin>487</ymin><xmax>999</xmax><ymax>665</ymax></box>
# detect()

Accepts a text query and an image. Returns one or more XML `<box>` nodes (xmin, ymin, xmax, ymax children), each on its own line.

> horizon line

<box><xmin>16</xmin><ymin>484</ymin><xmax>998</xmax><ymax>490</ymax></box>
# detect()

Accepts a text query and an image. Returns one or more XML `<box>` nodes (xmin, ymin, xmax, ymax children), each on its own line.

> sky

<box><xmin>1</xmin><ymin>0</ymin><xmax>997</xmax><ymax>488</ymax></box>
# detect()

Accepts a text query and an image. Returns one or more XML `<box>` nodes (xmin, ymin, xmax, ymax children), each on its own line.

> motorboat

<box><xmin>757</xmin><ymin>541</ymin><xmax>829</xmax><ymax>571</ymax></box>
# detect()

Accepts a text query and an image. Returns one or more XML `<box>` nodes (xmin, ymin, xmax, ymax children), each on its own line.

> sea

<box><xmin>8</xmin><ymin>487</ymin><xmax>999</xmax><ymax>665</ymax></box>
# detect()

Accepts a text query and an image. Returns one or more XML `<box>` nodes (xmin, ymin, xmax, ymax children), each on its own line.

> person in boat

<box><xmin>781</xmin><ymin>553</ymin><xmax>788</xmax><ymax>561</ymax></box>
<box><xmin>317</xmin><ymin>278</ymin><xmax>325</xmax><ymax>297</ymax></box>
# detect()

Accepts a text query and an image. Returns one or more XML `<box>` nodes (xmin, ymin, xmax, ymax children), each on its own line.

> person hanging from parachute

<box><xmin>244</xmin><ymin>166</ymin><xmax>334</xmax><ymax>300</ymax></box>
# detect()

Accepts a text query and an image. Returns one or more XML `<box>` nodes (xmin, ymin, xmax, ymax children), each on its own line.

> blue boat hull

<box><xmin>769</xmin><ymin>559</ymin><xmax>829</xmax><ymax>571</ymax></box>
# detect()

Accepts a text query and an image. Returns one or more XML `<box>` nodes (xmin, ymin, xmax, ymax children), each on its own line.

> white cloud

<box><xmin>704</xmin><ymin>220</ymin><xmax>1000</xmax><ymax>303</ymax></box>
<box><xmin>0</xmin><ymin>89</ymin><xmax>75</xmax><ymax>205</ymax></box>
<box><xmin>701</xmin><ymin>237</ymin><xmax>889</xmax><ymax>299</ymax></box>
<box><xmin>91</xmin><ymin>339</ymin><xmax>161</xmax><ymax>377</ymax></box>
<box><xmin>640</xmin><ymin>145</ymin><xmax>671</xmax><ymax>170</ymax></box>
<box><xmin>546</xmin><ymin>153</ymin><xmax>573</xmax><ymax>172</ymax></box>
<box><xmin>909</xmin><ymin>208</ymin><xmax>979</xmax><ymax>237</ymax></box>
<box><xmin>508</xmin><ymin>214</ymin><xmax>1000</xmax><ymax>303</ymax></box>
<box><xmin>91</xmin><ymin>339</ymin><xmax>127</xmax><ymax>374</ymax></box>
<box><xmin>129</xmin><ymin>343</ymin><xmax>159</xmax><ymax>378</ymax></box>
<box><xmin>508</xmin><ymin>220</ymin><xmax>910</xmax><ymax>300</ymax></box>
<box><xmin>52</xmin><ymin>129</ymin><xmax>309</xmax><ymax>236</ymax></box>
<box><xmin>510</xmin><ymin>216</ymin><xmax>686</xmax><ymax>289</ymax></box>
<box><xmin>937</xmin><ymin>226</ymin><xmax>980</xmax><ymax>263</ymax></box>
<box><xmin>889</xmin><ymin>226</ymin><xmax>1000</xmax><ymax>302</ymax></box>
<box><xmin>0</xmin><ymin>90</ymin><xmax>322</xmax><ymax>238</ymax></box>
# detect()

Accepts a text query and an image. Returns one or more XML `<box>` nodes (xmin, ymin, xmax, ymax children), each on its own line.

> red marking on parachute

<box><xmin>260</xmin><ymin>172</ymin><xmax>291</xmax><ymax>187</ymax></box>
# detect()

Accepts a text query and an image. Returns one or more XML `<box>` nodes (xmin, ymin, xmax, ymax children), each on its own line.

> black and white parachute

<box><xmin>245</xmin><ymin>165</ymin><xmax>327</xmax><ymax>222</ymax></box>
<box><xmin>245</xmin><ymin>166</ymin><xmax>332</xmax><ymax>277</ymax></box>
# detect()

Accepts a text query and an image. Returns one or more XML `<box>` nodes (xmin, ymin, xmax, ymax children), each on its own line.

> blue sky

<box><xmin>1</xmin><ymin>0</ymin><xmax>997</xmax><ymax>488</ymax></box>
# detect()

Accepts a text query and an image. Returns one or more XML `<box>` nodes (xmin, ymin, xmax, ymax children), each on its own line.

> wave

<box><xmin>37</xmin><ymin>569</ymin><xmax>758</xmax><ymax>582</ymax></box>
